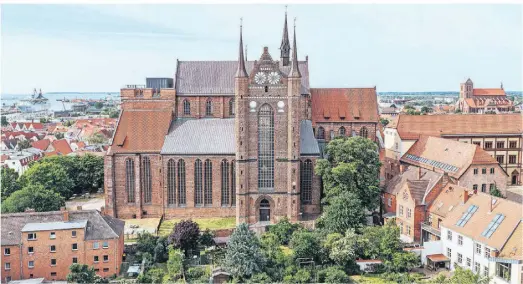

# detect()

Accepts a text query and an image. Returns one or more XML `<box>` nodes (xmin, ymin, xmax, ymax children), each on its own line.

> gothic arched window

<box><xmin>194</xmin><ymin>159</ymin><xmax>203</xmax><ymax>206</ymax></box>
<box><xmin>141</xmin><ymin>156</ymin><xmax>152</xmax><ymax>204</ymax></box>
<box><xmin>300</xmin><ymin>159</ymin><xmax>313</xmax><ymax>204</ymax></box>
<box><xmin>221</xmin><ymin>160</ymin><xmax>229</xmax><ymax>206</ymax></box>
<box><xmin>317</xmin><ymin>127</ymin><xmax>325</xmax><ymax>139</ymax></box>
<box><xmin>258</xmin><ymin>104</ymin><xmax>274</xmax><ymax>190</ymax></box>
<box><xmin>177</xmin><ymin>160</ymin><xmax>186</xmax><ymax>206</ymax></box>
<box><xmin>339</xmin><ymin>126</ymin><xmax>346</xmax><ymax>136</ymax></box>
<box><xmin>167</xmin><ymin>159</ymin><xmax>176</xmax><ymax>205</ymax></box>
<box><xmin>205</xmin><ymin>99</ymin><xmax>212</xmax><ymax>116</ymax></box>
<box><xmin>231</xmin><ymin>160</ymin><xmax>236</xmax><ymax>206</ymax></box>
<box><xmin>183</xmin><ymin>99</ymin><xmax>191</xmax><ymax>115</ymax></box>
<box><xmin>204</xmin><ymin>159</ymin><xmax>213</xmax><ymax>206</ymax></box>
<box><xmin>125</xmin><ymin>158</ymin><xmax>135</xmax><ymax>203</ymax></box>
<box><xmin>360</xmin><ymin>127</ymin><xmax>369</xmax><ymax>138</ymax></box>
<box><xmin>229</xmin><ymin>99</ymin><xmax>235</xmax><ymax>116</ymax></box>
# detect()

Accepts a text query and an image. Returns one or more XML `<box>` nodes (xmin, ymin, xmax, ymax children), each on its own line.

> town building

<box><xmin>384</xmin><ymin>113</ymin><xmax>523</xmax><ymax>185</ymax></box>
<box><xmin>440</xmin><ymin>194</ymin><xmax>522</xmax><ymax>284</ymax></box>
<box><xmin>456</xmin><ymin>78</ymin><xmax>514</xmax><ymax>114</ymax></box>
<box><xmin>1</xmin><ymin>148</ymin><xmax>43</xmax><ymax>174</ymax></box>
<box><xmin>1</xmin><ymin>209</ymin><xmax>124</xmax><ymax>283</ymax></box>
<box><xmin>104</xmin><ymin>13</ymin><xmax>379</xmax><ymax>223</ymax></box>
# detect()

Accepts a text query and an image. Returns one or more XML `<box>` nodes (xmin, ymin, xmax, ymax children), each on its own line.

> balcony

<box><xmin>421</xmin><ymin>222</ymin><xmax>441</xmax><ymax>237</ymax></box>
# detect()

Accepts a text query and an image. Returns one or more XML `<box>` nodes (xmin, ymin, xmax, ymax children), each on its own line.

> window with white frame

<box><xmin>399</xmin><ymin>205</ymin><xmax>403</xmax><ymax>216</ymax></box>
<box><xmin>474</xmin><ymin>262</ymin><xmax>480</xmax><ymax>273</ymax></box>
<box><xmin>28</xmin><ymin>261</ymin><xmax>34</xmax><ymax>268</ymax></box>
<box><xmin>483</xmin><ymin>266</ymin><xmax>488</xmax><ymax>277</ymax></box>
<box><xmin>407</xmin><ymin>208</ymin><xmax>412</xmax><ymax>219</ymax></box>
<box><xmin>4</xmin><ymin>248</ymin><xmax>10</xmax><ymax>255</ymax></box>
<box><xmin>484</xmin><ymin>247</ymin><xmax>490</xmax><ymax>258</ymax></box>
<box><xmin>406</xmin><ymin>225</ymin><xmax>411</xmax><ymax>235</ymax></box>
<box><xmin>457</xmin><ymin>253</ymin><xmax>463</xmax><ymax>264</ymax></box>
<box><xmin>475</xmin><ymin>243</ymin><xmax>482</xmax><ymax>255</ymax></box>
<box><xmin>496</xmin><ymin>262</ymin><xmax>511</xmax><ymax>281</ymax></box>
<box><xmin>5</xmin><ymin>263</ymin><xmax>11</xmax><ymax>270</ymax></box>
<box><xmin>447</xmin><ymin>230</ymin><xmax>452</xmax><ymax>241</ymax></box>
<box><xmin>447</xmin><ymin>248</ymin><xmax>452</xmax><ymax>258</ymax></box>
<box><xmin>50</xmin><ymin>232</ymin><xmax>56</xmax><ymax>239</ymax></box>
<box><xmin>93</xmin><ymin>242</ymin><xmax>99</xmax><ymax>249</ymax></box>
<box><xmin>458</xmin><ymin>235</ymin><xmax>463</xmax><ymax>246</ymax></box>
<box><xmin>466</xmin><ymin>257</ymin><xmax>471</xmax><ymax>267</ymax></box>
<box><xmin>27</xmin><ymin>233</ymin><xmax>37</xmax><ymax>240</ymax></box>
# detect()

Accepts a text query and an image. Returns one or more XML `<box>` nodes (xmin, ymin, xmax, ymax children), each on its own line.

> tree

<box><xmin>87</xmin><ymin>133</ymin><xmax>107</xmax><ymax>145</ymax></box>
<box><xmin>289</xmin><ymin>229</ymin><xmax>322</xmax><ymax>262</ymax></box>
<box><xmin>17</xmin><ymin>139</ymin><xmax>32</xmax><ymax>150</ymax></box>
<box><xmin>404</xmin><ymin>105</ymin><xmax>415</xmax><ymax>111</ymax></box>
<box><xmin>154</xmin><ymin>237</ymin><xmax>168</xmax><ymax>263</ymax></box>
<box><xmin>137</xmin><ymin>267</ymin><xmax>165</xmax><ymax>284</ymax></box>
<box><xmin>268</xmin><ymin>217</ymin><xmax>302</xmax><ymax>245</ymax></box>
<box><xmin>1</xmin><ymin>116</ymin><xmax>8</xmax><ymax>127</ymax></box>
<box><xmin>168</xmin><ymin>220</ymin><xmax>200</xmax><ymax>255</ymax></box>
<box><xmin>224</xmin><ymin>223</ymin><xmax>265</xmax><ymax>280</ymax></box>
<box><xmin>387</xmin><ymin>252</ymin><xmax>420</xmax><ymax>273</ymax></box>
<box><xmin>19</xmin><ymin>162</ymin><xmax>74</xmax><ymax>199</ymax></box>
<box><xmin>328</xmin><ymin>229</ymin><xmax>358</xmax><ymax>266</ymax></box>
<box><xmin>198</xmin><ymin>229</ymin><xmax>215</xmax><ymax>247</ymax></box>
<box><xmin>40</xmin><ymin>117</ymin><xmax>49</xmax><ymax>123</ymax></box>
<box><xmin>136</xmin><ymin>232</ymin><xmax>158</xmax><ymax>256</ymax></box>
<box><xmin>379</xmin><ymin>118</ymin><xmax>390</xmax><ymax>127</ymax></box>
<box><xmin>94</xmin><ymin>102</ymin><xmax>104</xmax><ymax>109</ymax></box>
<box><xmin>316</xmin><ymin>136</ymin><xmax>381</xmax><ymax>211</ymax></box>
<box><xmin>430</xmin><ymin>265</ymin><xmax>490</xmax><ymax>284</ymax></box>
<box><xmin>67</xmin><ymin>264</ymin><xmax>107</xmax><ymax>283</ymax></box>
<box><xmin>2</xmin><ymin>184</ymin><xmax>65</xmax><ymax>213</ymax></box>
<box><xmin>55</xmin><ymin>132</ymin><xmax>65</xmax><ymax>139</ymax></box>
<box><xmin>358</xmin><ymin>223</ymin><xmax>401</xmax><ymax>260</ymax></box>
<box><xmin>1</xmin><ymin>167</ymin><xmax>20</xmax><ymax>201</ymax></box>
<box><xmin>318</xmin><ymin>191</ymin><xmax>367</xmax><ymax>234</ymax></box>
<box><xmin>421</xmin><ymin>106</ymin><xmax>432</xmax><ymax>114</ymax></box>
<box><xmin>490</xmin><ymin>187</ymin><xmax>504</xmax><ymax>198</ymax></box>
<box><xmin>260</xmin><ymin>233</ymin><xmax>287</xmax><ymax>281</ymax></box>
<box><xmin>166</xmin><ymin>246</ymin><xmax>184</xmax><ymax>281</ymax></box>
<box><xmin>109</xmin><ymin>110</ymin><xmax>120</xmax><ymax>118</ymax></box>
<box><xmin>317</xmin><ymin>266</ymin><xmax>349</xmax><ymax>284</ymax></box>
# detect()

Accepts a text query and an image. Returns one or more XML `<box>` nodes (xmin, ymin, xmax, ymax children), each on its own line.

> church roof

<box><xmin>473</xmin><ymin>88</ymin><xmax>506</xmax><ymax>96</ymax></box>
<box><xmin>310</xmin><ymin>88</ymin><xmax>379</xmax><ymax>123</ymax></box>
<box><xmin>161</xmin><ymin>118</ymin><xmax>320</xmax><ymax>156</ymax></box>
<box><xmin>175</xmin><ymin>60</ymin><xmax>310</xmax><ymax>95</ymax></box>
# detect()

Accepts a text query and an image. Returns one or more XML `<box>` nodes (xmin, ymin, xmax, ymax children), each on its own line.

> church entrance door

<box><xmin>259</xmin><ymin>199</ymin><xmax>270</xmax><ymax>222</ymax></box>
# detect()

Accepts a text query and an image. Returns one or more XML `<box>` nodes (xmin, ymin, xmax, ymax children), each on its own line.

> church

<box><xmin>104</xmin><ymin>13</ymin><xmax>380</xmax><ymax>224</ymax></box>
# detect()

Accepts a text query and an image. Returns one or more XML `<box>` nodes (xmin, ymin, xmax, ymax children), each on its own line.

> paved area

<box><xmin>66</xmin><ymin>196</ymin><xmax>105</xmax><ymax>211</ymax></box>
<box><xmin>124</xmin><ymin>218</ymin><xmax>162</xmax><ymax>239</ymax></box>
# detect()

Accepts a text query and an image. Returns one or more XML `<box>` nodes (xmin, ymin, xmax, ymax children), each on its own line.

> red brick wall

<box><xmin>176</xmin><ymin>96</ymin><xmax>235</xmax><ymax>119</ymax></box>
<box><xmin>2</xmin><ymin>245</ymin><xmax>21</xmax><ymax>283</ymax></box>
<box><xmin>383</xmin><ymin>192</ymin><xmax>397</xmax><ymax>214</ymax></box>
<box><xmin>313</xmin><ymin>122</ymin><xmax>378</xmax><ymax>142</ymax></box>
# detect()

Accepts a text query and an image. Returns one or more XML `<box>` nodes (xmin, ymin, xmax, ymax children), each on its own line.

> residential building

<box><xmin>1</xmin><ymin>148</ymin><xmax>43</xmax><ymax>174</ymax></box>
<box><xmin>440</xmin><ymin>194</ymin><xmax>522</xmax><ymax>284</ymax></box>
<box><xmin>400</xmin><ymin>135</ymin><xmax>508</xmax><ymax>194</ymax></box>
<box><xmin>1</xmin><ymin>209</ymin><xmax>124</xmax><ymax>283</ymax></box>
<box><xmin>104</xmin><ymin>13</ymin><xmax>378</xmax><ymax>223</ymax></box>
<box><xmin>456</xmin><ymin>79</ymin><xmax>514</xmax><ymax>114</ymax></box>
<box><xmin>384</xmin><ymin>113</ymin><xmax>522</xmax><ymax>185</ymax></box>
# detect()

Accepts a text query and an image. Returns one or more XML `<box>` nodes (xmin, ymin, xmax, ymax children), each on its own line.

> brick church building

<box><xmin>104</xmin><ymin>13</ymin><xmax>379</xmax><ymax>224</ymax></box>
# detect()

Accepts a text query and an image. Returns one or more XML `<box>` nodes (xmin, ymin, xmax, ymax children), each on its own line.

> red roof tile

<box><xmin>110</xmin><ymin>109</ymin><xmax>173</xmax><ymax>154</ymax></box>
<box><xmin>31</xmin><ymin>139</ymin><xmax>51</xmax><ymax>151</ymax></box>
<box><xmin>311</xmin><ymin>88</ymin><xmax>379</xmax><ymax>123</ymax></box>
<box><xmin>50</xmin><ymin>139</ymin><xmax>73</xmax><ymax>156</ymax></box>
<box><xmin>473</xmin><ymin>88</ymin><xmax>505</xmax><ymax>96</ymax></box>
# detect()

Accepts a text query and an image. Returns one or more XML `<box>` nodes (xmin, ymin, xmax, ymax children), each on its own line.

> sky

<box><xmin>1</xmin><ymin>4</ymin><xmax>522</xmax><ymax>94</ymax></box>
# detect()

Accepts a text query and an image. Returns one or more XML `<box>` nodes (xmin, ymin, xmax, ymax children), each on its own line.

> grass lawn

<box><xmin>159</xmin><ymin>217</ymin><xmax>236</xmax><ymax>236</ymax></box>
<box><xmin>350</xmin><ymin>275</ymin><xmax>396</xmax><ymax>284</ymax></box>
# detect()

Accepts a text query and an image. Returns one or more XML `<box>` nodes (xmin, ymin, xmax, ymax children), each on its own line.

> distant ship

<box><xmin>18</xmin><ymin>88</ymin><xmax>50</xmax><ymax>113</ymax></box>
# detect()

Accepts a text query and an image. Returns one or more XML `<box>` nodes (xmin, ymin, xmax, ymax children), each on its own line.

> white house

<box><xmin>440</xmin><ymin>193</ymin><xmax>522</xmax><ymax>284</ymax></box>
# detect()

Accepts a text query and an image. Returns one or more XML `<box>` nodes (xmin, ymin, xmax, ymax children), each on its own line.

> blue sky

<box><xmin>1</xmin><ymin>4</ymin><xmax>521</xmax><ymax>94</ymax></box>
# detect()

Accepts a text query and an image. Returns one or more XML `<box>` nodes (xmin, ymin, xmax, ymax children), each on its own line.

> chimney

<box><xmin>61</xmin><ymin>207</ymin><xmax>69</xmax><ymax>221</ymax></box>
<box><xmin>490</xmin><ymin>249</ymin><xmax>499</xmax><ymax>257</ymax></box>
<box><xmin>462</xmin><ymin>191</ymin><xmax>470</xmax><ymax>204</ymax></box>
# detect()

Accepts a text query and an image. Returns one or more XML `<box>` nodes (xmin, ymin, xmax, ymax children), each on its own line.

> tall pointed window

<box><xmin>205</xmin><ymin>99</ymin><xmax>212</xmax><ymax>116</ymax></box>
<box><xmin>167</xmin><ymin>159</ymin><xmax>176</xmax><ymax>205</ymax></box>
<box><xmin>300</xmin><ymin>160</ymin><xmax>313</xmax><ymax>204</ymax></box>
<box><xmin>177</xmin><ymin>160</ymin><xmax>186</xmax><ymax>206</ymax></box>
<box><xmin>125</xmin><ymin>159</ymin><xmax>135</xmax><ymax>203</ymax></box>
<box><xmin>258</xmin><ymin>104</ymin><xmax>274</xmax><ymax>190</ymax></box>
<box><xmin>339</xmin><ymin>126</ymin><xmax>346</xmax><ymax>136</ymax></box>
<box><xmin>183</xmin><ymin>99</ymin><xmax>191</xmax><ymax>115</ymax></box>
<box><xmin>194</xmin><ymin>159</ymin><xmax>203</xmax><ymax>206</ymax></box>
<box><xmin>360</xmin><ymin>127</ymin><xmax>368</xmax><ymax>138</ymax></box>
<box><xmin>229</xmin><ymin>99</ymin><xmax>235</xmax><ymax>116</ymax></box>
<box><xmin>317</xmin><ymin>127</ymin><xmax>325</xmax><ymax>139</ymax></box>
<box><xmin>231</xmin><ymin>160</ymin><xmax>236</xmax><ymax>206</ymax></box>
<box><xmin>221</xmin><ymin>160</ymin><xmax>229</xmax><ymax>206</ymax></box>
<box><xmin>141</xmin><ymin>157</ymin><xmax>152</xmax><ymax>204</ymax></box>
<box><xmin>204</xmin><ymin>159</ymin><xmax>213</xmax><ymax>206</ymax></box>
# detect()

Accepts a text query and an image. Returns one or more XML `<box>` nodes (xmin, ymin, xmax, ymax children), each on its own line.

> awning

<box><xmin>427</xmin><ymin>254</ymin><xmax>450</xmax><ymax>262</ymax></box>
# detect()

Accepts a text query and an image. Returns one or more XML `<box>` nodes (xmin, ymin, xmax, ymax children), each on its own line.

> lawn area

<box><xmin>159</xmin><ymin>217</ymin><xmax>236</xmax><ymax>236</ymax></box>
<box><xmin>350</xmin><ymin>275</ymin><xmax>396</xmax><ymax>284</ymax></box>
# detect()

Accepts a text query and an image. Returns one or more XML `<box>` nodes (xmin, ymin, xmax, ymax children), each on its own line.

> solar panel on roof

<box><xmin>481</xmin><ymin>214</ymin><xmax>505</xmax><ymax>238</ymax></box>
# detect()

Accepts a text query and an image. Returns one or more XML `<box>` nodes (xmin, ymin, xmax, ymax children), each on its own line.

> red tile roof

<box><xmin>310</xmin><ymin>88</ymin><xmax>379</xmax><ymax>123</ymax></box>
<box><xmin>50</xmin><ymin>139</ymin><xmax>73</xmax><ymax>156</ymax></box>
<box><xmin>473</xmin><ymin>88</ymin><xmax>505</xmax><ymax>96</ymax></box>
<box><xmin>110</xmin><ymin>109</ymin><xmax>173</xmax><ymax>154</ymax></box>
<box><xmin>31</xmin><ymin>139</ymin><xmax>51</xmax><ymax>151</ymax></box>
<box><xmin>392</xmin><ymin>113</ymin><xmax>523</xmax><ymax>140</ymax></box>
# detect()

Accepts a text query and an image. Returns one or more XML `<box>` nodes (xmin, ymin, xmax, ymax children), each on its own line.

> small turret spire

<box><xmin>235</xmin><ymin>18</ymin><xmax>248</xmax><ymax>78</ymax></box>
<box><xmin>289</xmin><ymin>18</ymin><xmax>301</xmax><ymax>78</ymax></box>
<box><xmin>280</xmin><ymin>6</ymin><xmax>291</xmax><ymax>66</ymax></box>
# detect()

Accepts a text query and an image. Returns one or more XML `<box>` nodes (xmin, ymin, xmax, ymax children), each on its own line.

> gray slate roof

<box><xmin>161</xmin><ymin>118</ymin><xmax>320</xmax><ymax>156</ymax></box>
<box><xmin>175</xmin><ymin>61</ymin><xmax>310</xmax><ymax>95</ymax></box>
<box><xmin>1</xmin><ymin>210</ymin><xmax>125</xmax><ymax>246</ymax></box>
<box><xmin>22</xmin><ymin>220</ymin><xmax>87</xmax><ymax>232</ymax></box>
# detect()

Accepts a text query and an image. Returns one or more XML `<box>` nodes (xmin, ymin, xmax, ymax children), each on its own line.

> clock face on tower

<box><xmin>254</xmin><ymin>72</ymin><xmax>267</xmax><ymax>84</ymax></box>
<box><xmin>268</xmin><ymin>72</ymin><xmax>280</xmax><ymax>84</ymax></box>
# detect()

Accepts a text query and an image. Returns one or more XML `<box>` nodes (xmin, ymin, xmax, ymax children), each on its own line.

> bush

<box><xmin>268</xmin><ymin>217</ymin><xmax>301</xmax><ymax>245</ymax></box>
<box><xmin>199</xmin><ymin>229</ymin><xmax>215</xmax><ymax>247</ymax></box>
<box><xmin>289</xmin><ymin>229</ymin><xmax>321</xmax><ymax>262</ymax></box>
<box><xmin>317</xmin><ymin>266</ymin><xmax>349</xmax><ymax>283</ymax></box>
<box><xmin>136</xmin><ymin>232</ymin><xmax>159</xmax><ymax>256</ymax></box>
<box><xmin>248</xmin><ymin>272</ymin><xmax>272</xmax><ymax>283</ymax></box>
<box><xmin>168</xmin><ymin>220</ymin><xmax>200</xmax><ymax>255</ymax></box>
<box><xmin>166</xmin><ymin>246</ymin><xmax>184</xmax><ymax>280</ymax></box>
<box><xmin>185</xmin><ymin>267</ymin><xmax>209</xmax><ymax>282</ymax></box>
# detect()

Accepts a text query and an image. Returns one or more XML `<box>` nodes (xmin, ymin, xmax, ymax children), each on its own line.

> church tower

<box><xmin>235</xmin><ymin>19</ymin><xmax>304</xmax><ymax>224</ymax></box>
<box><xmin>280</xmin><ymin>11</ymin><xmax>291</xmax><ymax>66</ymax></box>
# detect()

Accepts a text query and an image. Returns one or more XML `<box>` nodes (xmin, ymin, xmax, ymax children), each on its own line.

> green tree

<box><xmin>490</xmin><ymin>187</ymin><xmax>504</xmax><ymax>198</ymax></box>
<box><xmin>87</xmin><ymin>133</ymin><xmax>107</xmax><ymax>145</ymax></box>
<box><xmin>248</xmin><ymin>272</ymin><xmax>272</xmax><ymax>283</ymax></box>
<box><xmin>421</xmin><ymin>106</ymin><xmax>432</xmax><ymax>114</ymax></box>
<box><xmin>55</xmin><ymin>132</ymin><xmax>65</xmax><ymax>139</ymax></box>
<box><xmin>168</xmin><ymin>220</ymin><xmax>200</xmax><ymax>255</ymax></box>
<box><xmin>358</xmin><ymin>222</ymin><xmax>401</xmax><ymax>260</ymax></box>
<box><xmin>379</xmin><ymin>118</ymin><xmax>390</xmax><ymax>127</ymax></box>
<box><xmin>136</xmin><ymin>232</ymin><xmax>158</xmax><ymax>256</ymax></box>
<box><xmin>109</xmin><ymin>110</ymin><xmax>120</xmax><ymax>118</ymax></box>
<box><xmin>404</xmin><ymin>105</ymin><xmax>415</xmax><ymax>111</ymax></box>
<box><xmin>66</xmin><ymin>264</ymin><xmax>107</xmax><ymax>283</ymax></box>
<box><xmin>316</xmin><ymin>136</ymin><xmax>381</xmax><ymax>211</ymax></box>
<box><xmin>406</xmin><ymin>109</ymin><xmax>421</xmax><ymax>115</ymax></box>
<box><xmin>39</xmin><ymin>117</ymin><xmax>49</xmax><ymax>123</ymax></box>
<box><xmin>434</xmin><ymin>265</ymin><xmax>490</xmax><ymax>284</ymax></box>
<box><xmin>1</xmin><ymin>116</ymin><xmax>8</xmax><ymax>127</ymax></box>
<box><xmin>260</xmin><ymin>233</ymin><xmax>287</xmax><ymax>281</ymax></box>
<box><xmin>166</xmin><ymin>246</ymin><xmax>184</xmax><ymax>281</ymax></box>
<box><xmin>317</xmin><ymin>266</ymin><xmax>349</xmax><ymax>284</ymax></box>
<box><xmin>328</xmin><ymin>229</ymin><xmax>358</xmax><ymax>266</ymax></box>
<box><xmin>268</xmin><ymin>217</ymin><xmax>302</xmax><ymax>245</ymax></box>
<box><xmin>2</xmin><ymin>184</ymin><xmax>65</xmax><ymax>213</ymax></box>
<box><xmin>318</xmin><ymin>191</ymin><xmax>367</xmax><ymax>234</ymax></box>
<box><xmin>387</xmin><ymin>252</ymin><xmax>420</xmax><ymax>273</ymax></box>
<box><xmin>94</xmin><ymin>102</ymin><xmax>104</xmax><ymax>109</ymax></box>
<box><xmin>19</xmin><ymin>162</ymin><xmax>74</xmax><ymax>199</ymax></box>
<box><xmin>289</xmin><ymin>229</ymin><xmax>322</xmax><ymax>262</ymax></box>
<box><xmin>17</xmin><ymin>139</ymin><xmax>32</xmax><ymax>150</ymax></box>
<box><xmin>1</xmin><ymin>167</ymin><xmax>20</xmax><ymax>201</ymax></box>
<box><xmin>292</xmin><ymin>269</ymin><xmax>312</xmax><ymax>283</ymax></box>
<box><xmin>224</xmin><ymin>223</ymin><xmax>265</xmax><ymax>280</ymax></box>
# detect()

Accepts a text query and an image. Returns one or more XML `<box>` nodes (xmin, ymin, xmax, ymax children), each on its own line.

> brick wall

<box><xmin>1</xmin><ymin>245</ymin><xmax>21</xmax><ymax>283</ymax></box>
<box><xmin>313</xmin><ymin>122</ymin><xmax>378</xmax><ymax>143</ymax></box>
<box><xmin>176</xmin><ymin>96</ymin><xmax>235</xmax><ymax>119</ymax></box>
<box><xmin>458</xmin><ymin>164</ymin><xmax>508</xmax><ymax>193</ymax></box>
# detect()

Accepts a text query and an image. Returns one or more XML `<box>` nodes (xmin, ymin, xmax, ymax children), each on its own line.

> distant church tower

<box><xmin>460</xmin><ymin>78</ymin><xmax>473</xmax><ymax>99</ymax></box>
<box><xmin>280</xmin><ymin>10</ymin><xmax>291</xmax><ymax>66</ymax></box>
